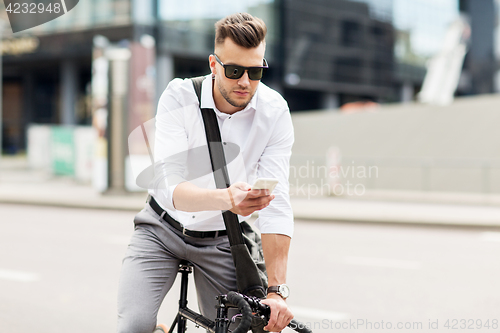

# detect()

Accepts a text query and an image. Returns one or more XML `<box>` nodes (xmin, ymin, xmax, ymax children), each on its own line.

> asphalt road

<box><xmin>1</xmin><ymin>203</ymin><xmax>499</xmax><ymax>333</ymax></box>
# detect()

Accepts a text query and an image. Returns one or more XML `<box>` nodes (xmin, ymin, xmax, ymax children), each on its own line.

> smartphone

<box><xmin>251</xmin><ymin>178</ymin><xmax>279</xmax><ymax>193</ymax></box>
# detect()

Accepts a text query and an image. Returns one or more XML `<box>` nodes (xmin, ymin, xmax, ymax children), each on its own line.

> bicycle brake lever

<box><xmin>231</xmin><ymin>314</ymin><xmax>243</xmax><ymax>323</ymax></box>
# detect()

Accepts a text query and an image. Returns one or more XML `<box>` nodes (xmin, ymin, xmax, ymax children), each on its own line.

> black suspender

<box><xmin>191</xmin><ymin>76</ymin><xmax>266</xmax><ymax>297</ymax></box>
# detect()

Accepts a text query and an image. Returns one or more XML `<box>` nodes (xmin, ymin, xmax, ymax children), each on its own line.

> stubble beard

<box><xmin>217</xmin><ymin>80</ymin><xmax>255</xmax><ymax>109</ymax></box>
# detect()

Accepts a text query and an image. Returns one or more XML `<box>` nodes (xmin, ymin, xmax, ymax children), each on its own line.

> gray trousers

<box><xmin>117</xmin><ymin>205</ymin><xmax>264</xmax><ymax>333</ymax></box>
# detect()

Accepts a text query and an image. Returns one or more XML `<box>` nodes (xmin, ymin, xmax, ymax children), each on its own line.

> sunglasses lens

<box><xmin>225</xmin><ymin>66</ymin><xmax>244</xmax><ymax>79</ymax></box>
<box><xmin>248</xmin><ymin>68</ymin><xmax>264</xmax><ymax>80</ymax></box>
<box><xmin>223</xmin><ymin>65</ymin><xmax>265</xmax><ymax>80</ymax></box>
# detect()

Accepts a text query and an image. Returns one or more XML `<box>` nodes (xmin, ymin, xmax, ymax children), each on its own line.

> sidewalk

<box><xmin>1</xmin><ymin>156</ymin><xmax>500</xmax><ymax>227</ymax></box>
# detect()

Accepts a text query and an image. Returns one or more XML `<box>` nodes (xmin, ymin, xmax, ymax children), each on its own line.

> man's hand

<box><xmin>261</xmin><ymin>293</ymin><xmax>293</xmax><ymax>332</ymax></box>
<box><xmin>227</xmin><ymin>182</ymin><xmax>274</xmax><ymax>216</ymax></box>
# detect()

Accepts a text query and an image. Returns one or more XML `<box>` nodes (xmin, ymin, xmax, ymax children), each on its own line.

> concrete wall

<box><xmin>290</xmin><ymin>94</ymin><xmax>500</xmax><ymax>195</ymax></box>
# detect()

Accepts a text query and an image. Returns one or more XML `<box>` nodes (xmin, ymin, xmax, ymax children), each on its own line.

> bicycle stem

<box><xmin>215</xmin><ymin>295</ymin><xmax>230</xmax><ymax>333</ymax></box>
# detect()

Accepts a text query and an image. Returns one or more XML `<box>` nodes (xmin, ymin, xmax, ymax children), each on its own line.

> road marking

<box><xmin>0</xmin><ymin>269</ymin><xmax>40</xmax><ymax>282</ymax></box>
<box><xmin>481</xmin><ymin>232</ymin><xmax>500</xmax><ymax>242</ymax></box>
<box><xmin>291</xmin><ymin>306</ymin><xmax>349</xmax><ymax>321</ymax></box>
<box><xmin>343</xmin><ymin>256</ymin><xmax>422</xmax><ymax>270</ymax></box>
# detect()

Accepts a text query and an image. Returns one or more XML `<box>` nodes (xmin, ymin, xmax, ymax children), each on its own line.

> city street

<box><xmin>1</xmin><ymin>203</ymin><xmax>499</xmax><ymax>333</ymax></box>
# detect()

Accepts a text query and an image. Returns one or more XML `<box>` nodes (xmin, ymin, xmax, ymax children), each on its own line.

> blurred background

<box><xmin>1</xmin><ymin>1</ymin><xmax>500</xmax><ymax>333</ymax></box>
<box><xmin>0</xmin><ymin>0</ymin><xmax>499</xmax><ymax>199</ymax></box>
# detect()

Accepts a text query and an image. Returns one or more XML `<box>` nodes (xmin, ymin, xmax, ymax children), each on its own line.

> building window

<box><xmin>341</xmin><ymin>20</ymin><xmax>362</xmax><ymax>46</ymax></box>
<box><xmin>334</xmin><ymin>57</ymin><xmax>363</xmax><ymax>83</ymax></box>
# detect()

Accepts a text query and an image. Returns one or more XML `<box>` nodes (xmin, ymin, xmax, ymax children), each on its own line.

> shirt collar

<box><xmin>200</xmin><ymin>74</ymin><xmax>258</xmax><ymax>116</ymax></box>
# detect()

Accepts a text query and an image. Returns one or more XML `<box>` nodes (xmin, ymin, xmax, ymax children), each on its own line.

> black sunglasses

<box><xmin>214</xmin><ymin>54</ymin><xmax>268</xmax><ymax>81</ymax></box>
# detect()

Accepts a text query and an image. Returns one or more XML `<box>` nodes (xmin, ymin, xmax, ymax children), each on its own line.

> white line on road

<box><xmin>481</xmin><ymin>232</ymin><xmax>500</xmax><ymax>242</ymax></box>
<box><xmin>343</xmin><ymin>256</ymin><xmax>422</xmax><ymax>270</ymax></box>
<box><xmin>0</xmin><ymin>269</ymin><xmax>40</xmax><ymax>282</ymax></box>
<box><xmin>291</xmin><ymin>306</ymin><xmax>349</xmax><ymax>322</ymax></box>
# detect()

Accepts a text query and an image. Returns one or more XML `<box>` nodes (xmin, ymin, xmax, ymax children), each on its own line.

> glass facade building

<box><xmin>1</xmin><ymin>0</ymin><xmax>133</xmax><ymax>36</ymax></box>
<box><xmin>496</xmin><ymin>0</ymin><xmax>500</xmax><ymax>92</ymax></box>
<box><xmin>459</xmin><ymin>0</ymin><xmax>498</xmax><ymax>95</ymax></box>
<box><xmin>280</xmin><ymin>0</ymin><xmax>395</xmax><ymax>109</ymax></box>
<box><xmin>351</xmin><ymin>0</ymin><xmax>393</xmax><ymax>22</ymax></box>
<box><xmin>158</xmin><ymin>0</ymin><xmax>278</xmax><ymax>50</ymax></box>
<box><xmin>155</xmin><ymin>0</ymin><xmax>279</xmax><ymax>79</ymax></box>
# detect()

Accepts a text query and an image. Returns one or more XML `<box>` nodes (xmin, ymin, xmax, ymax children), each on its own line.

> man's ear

<box><xmin>209</xmin><ymin>55</ymin><xmax>216</xmax><ymax>75</ymax></box>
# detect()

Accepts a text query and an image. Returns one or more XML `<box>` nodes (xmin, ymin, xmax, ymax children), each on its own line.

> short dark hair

<box><xmin>215</xmin><ymin>13</ymin><xmax>267</xmax><ymax>48</ymax></box>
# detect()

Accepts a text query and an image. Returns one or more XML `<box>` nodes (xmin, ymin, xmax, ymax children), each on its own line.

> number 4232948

<box><xmin>6</xmin><ymin>2</ymin><xmax>62</xmax><ymax>14</ymax></box>
<box><xmin>443</xmin><ymin>319</ymin><xmax>498</xmax><ymax>330</ymax></box>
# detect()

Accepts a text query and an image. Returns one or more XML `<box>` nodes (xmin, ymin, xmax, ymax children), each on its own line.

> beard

<box><xmin>217</xmin><ymin>80</ymin><xmax>255</xmax><ymax>109</ymax></box>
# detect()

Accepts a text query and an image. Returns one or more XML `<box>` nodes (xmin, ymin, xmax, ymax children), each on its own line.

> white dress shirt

<box><xmin>149</xmin><ymin>74</ymin><xmax>294</xmax><ymax>237</ymax></box>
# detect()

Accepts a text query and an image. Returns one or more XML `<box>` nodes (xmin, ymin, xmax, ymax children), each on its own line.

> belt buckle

<box><xmin>182</xmin><ymin>227</ymin><xmax>190</xmax><ymax>237</ymax></box>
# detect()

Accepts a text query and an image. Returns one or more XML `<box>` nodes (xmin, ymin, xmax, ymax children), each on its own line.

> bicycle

<box><xmin>153</xmin><ymin>260</ymin><xmax>313</xmax><ymax>333</ymax></box>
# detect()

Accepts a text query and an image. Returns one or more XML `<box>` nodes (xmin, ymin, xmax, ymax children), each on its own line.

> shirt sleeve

<box><xmin>149</xmin><ymin>79</ymin><xmax>191</xmax><ymax>211</ymax></box>
<box><xmin>253</xmin><ymin>107</ymin><xmax>295</xmax><ymax>238</ymax></box>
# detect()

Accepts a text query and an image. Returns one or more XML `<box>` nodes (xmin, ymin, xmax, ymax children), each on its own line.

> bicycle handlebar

<box><xmin>225</xmin><ymin>291</ymin><xmax>313</xmax><ymax>333</ymax></box>
<box><xmin>226</xmin><ymin>292</ymin><xmax>253</xmax><ymax>333</ymax></box>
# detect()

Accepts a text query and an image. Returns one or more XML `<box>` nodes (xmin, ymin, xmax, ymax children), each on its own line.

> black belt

<box><xmin>148</xmin><ymin>196</ymin><xmax>227</xmax><ymax>238</ymax></box>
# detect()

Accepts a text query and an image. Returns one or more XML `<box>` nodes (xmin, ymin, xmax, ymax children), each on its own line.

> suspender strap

<box><xmin>191</xmin><ymin>76</ymin><xmax>267</xmax><ymax>298</ymax></box>
<box><xmin>190</xmin><ymin>76</ymin><xmax>244</xmax><ymax>246</ymax></box>
<box><xmin>191</xmin><ymin>75</ymin><xmax>203</xmax><ymax>105</ymax></box>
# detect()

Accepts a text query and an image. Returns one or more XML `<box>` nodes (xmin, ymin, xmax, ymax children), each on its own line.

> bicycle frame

<box><xmin>168</xmin><ymin>261</ymin><xmax>217</xmax><ymax>333</ymax></box>
<box><xmin>165</xmin><ymin>261</ymin><xmax>312</xmax><ymax>333</ymax></box>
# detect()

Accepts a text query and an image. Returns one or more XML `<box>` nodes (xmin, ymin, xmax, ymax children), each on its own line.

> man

<box><xmin>117</xmin><ymin>13</ymin><xmax>294</xmax><ymax>333</ymax></box>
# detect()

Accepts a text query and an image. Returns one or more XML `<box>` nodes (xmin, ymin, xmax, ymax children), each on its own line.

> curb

<box><xmin>1</xmin><ymin>195</ymin><xmax>500</xmax><ymax>228</ymax></box>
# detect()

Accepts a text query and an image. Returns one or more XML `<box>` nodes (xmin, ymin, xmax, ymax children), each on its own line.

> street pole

<box><xmin>0</xmin><ymin>19</ymin><xmax>4</xmax><ymax>158</ymax></box>
<box><xmin>105</xmin><ymin>46</ymin><xmax>130</xmax><ymax>194</ymax></box>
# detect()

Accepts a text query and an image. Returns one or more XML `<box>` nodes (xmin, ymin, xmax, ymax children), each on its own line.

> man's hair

<box><xmin>215</xmin><ymin>13</ymin><xmax>267</xmax><ymax>48</ymax></box>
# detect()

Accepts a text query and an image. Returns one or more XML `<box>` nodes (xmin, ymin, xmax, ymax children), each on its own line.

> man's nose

<box><xmin>237</xmin><ymin>70</ymin><xmax>251</xmax><ymax>87</ymax></box>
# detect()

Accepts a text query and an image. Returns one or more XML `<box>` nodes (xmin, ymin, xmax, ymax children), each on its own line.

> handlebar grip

<box><xmin>255</xmin><ymin>302</ymin><xmax>313</xmax><ymax>333</ymax></box>
<box><xmin>226</xmin><ymin>291</ymin><xmax>253</xmax><ymax>333</ymax></box>
<box><xmin>228</xmin><ymin>292</ymin><xmax>314</xmax><ymax>333</ymax></box>
<box><xmin>288</xmin><ymin>319</ymin><xmax>313</xmax><ymax>333</ymax></box>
